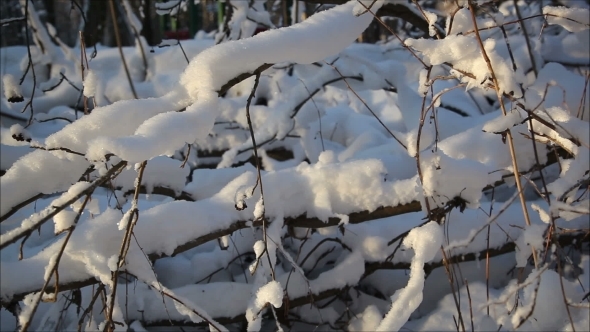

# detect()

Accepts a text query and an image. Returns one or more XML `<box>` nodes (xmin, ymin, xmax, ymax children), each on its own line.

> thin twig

<box><xmin>465</xmin><ymin>279</ymin><xmax>475</xmax><ymax>332</ymax></box>
<box><xmin>513</xmin><ymin>0</ymin><xmax>537</xmax><ymax>77</ymax></box>
<box><xmin>19</xmin><ymin>193</ymin><xmax>92</xmax><ymax>331</ymax></box>
<box><xmin>467</xmin><ymin>0</ymin><xmax>538</xmax><ymax>268</ymax></box>
<box><xmin>244</xmin><ymin>73</ymin><xmax>275</xmax><ymax>280</ymax></box>
<box><xmin>441</xmin><ymin>247</ymin><xmax>466</xmax><ymax>332</ymax></box>
<box><xmin>109</xmin><ymin>0</ymin><xmax>138</xmax><ymax>99</ymax></box>
<box><xmin>20</xmin><ymin>0</ymin><xmax>37</xmax><ymax>126</ymax></box>
<box><xmin>324</xmin><ymin>62</ymin><xmax>407</xmax><ymax>150</ymax></box>
<box><xmin>0</xmin><ymin>161</ymin><xmax>127</xmax><ymax>250</ymax></box>
<box><xmin>105</xmin><ymin>160</ymin><xmax>146</xmax><ymax>331</ymax></box>
<box><xmin>77</xmin><ymin>284</ymin><xmax>106</xmax><ymax>332</ymax></box>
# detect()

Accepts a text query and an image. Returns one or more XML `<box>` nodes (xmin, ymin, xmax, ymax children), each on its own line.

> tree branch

<box><xmin>112</xmin><ymin>233</ymin><xmax>590</xmax><ymax>328</ymax></box>
<box><xmin>302</xmin><ymin>0</ymin><xmax>444</xmax><ymax>37</ymax></box>
<box><xmin>218</xmin><ymin>63</ymin><xmax>273</xmax><ymax>97</ymax></box>
<box><xmin>0</xmin><ymin>199</ymin><xmax>419</xmax><ymax>304</ymax></box>
<box><xmin>0</xmin><ymin>161</ymin><xmax>127</xmax><ymax>250</ymax></box>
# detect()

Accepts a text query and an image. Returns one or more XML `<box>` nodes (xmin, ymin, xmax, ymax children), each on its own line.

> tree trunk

<box><xmin>50</xmin><ymin>0</ymin><xmax>83</xmax><ymax>46</ymax></box>
<box><xmin>84</xmin><ymin>0</ymin><xmax>108</xmax><ymax>47</ymax></box>
<box><xmin>141</xmin><ymin>0</ymin><xmax>155</xmax><ymax>45</ymax></box>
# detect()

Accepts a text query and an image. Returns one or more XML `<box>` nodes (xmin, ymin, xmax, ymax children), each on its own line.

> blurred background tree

<box><xmin>1</xmin><ymin>0</ymin><xmax>446</xmax><ymax>49</ymax></box>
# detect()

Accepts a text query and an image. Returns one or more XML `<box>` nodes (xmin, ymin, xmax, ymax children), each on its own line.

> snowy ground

<box><xmin>1</xmin><ymin>0</ymin><xmax>589</xmax><ymax>331</ymax></box>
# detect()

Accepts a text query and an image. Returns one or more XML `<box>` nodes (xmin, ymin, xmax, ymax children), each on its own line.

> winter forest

<box><xmin>0</xmin><ymin>0</ymin><xmax>589</xmax><ymax>331</ymax></box>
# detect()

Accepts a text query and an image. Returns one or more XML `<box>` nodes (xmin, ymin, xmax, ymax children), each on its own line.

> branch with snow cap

<box><xmin>3</xmin><ymin>226</ymin><xmax>585</xmax><ymax>321</ymax></box>
<box><xmin>375</xmin><ymin>221</ymin><xmax>443</xmax><ymax>331</ymax></box>
<box><xmin>0</xmin><ymin>0</ymin><xmax>455</xmax><ymax>222</ymax></box>
<box><xmin>0</xmin><ymin>161</ymin><xmax>127</xmax><ymax>250</ymax></box>
<box><xmin>85</xmin><ymin>0</ymin><xmax>383</xmax><ymax>164</ymax></box>
<box><xmin>304</xmin><ymin>0</ymin><xmax>445</xmax><ymax>37</ymax></box>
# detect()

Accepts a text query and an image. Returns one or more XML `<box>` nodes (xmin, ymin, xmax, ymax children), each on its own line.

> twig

<box><xmin>325</xmin><ymin>62</ymin><xmax>407</xmax><ymax>150</ymax></box>
<box><xmin>0</xmin><ymin>161</ymin><xmax>127</xmax><ymax>250</ymax></box>
<box><xmin>465</xmin><ymin>279</ymin><xmax>475</xmax><ymax>332</ymax></box>
<box><xmin>512</xmin><ymin>271</ymin><xmax>543</xmax><ymax>329</ymax></box>
<box><xmin>411</xmin><ymin>0</ymin><xmax>443</xmax><ymax>39</ymax></box>
<box><xmin>441</xmin><ymin>247</ymin><xmax>466</xmax><ymax>332</ymax></box>
<box><xmin>298</xmin><ymin>78</ymin><xmax>325</xmax><ymax>151</ymax></box>
<box><xmin>121</xmin><ymin>0</ymin><xmax>148</xmax><ymax>79</ymax></box>
<box><xmin>0</xmin><ymin>193</ymin><xmax>45</xmax><ymax>223</ymax></box>
<box><xmin>299</xmin><ymin>238</ymin><xmax>351</xmax><ymax>269</ymax></box>
<box><xmin>20</xmin><ymin>0</ymin><xmax>37</xmax><ymax>126</ymax></box>
<box><xmin>289</xmin><ymin>75</ymin><xmax>363</xmax><ymax>118</ymax></box>
<box><xmin>416</xmin><ymin>66</ymin><xmax>434</xmax><ymax>214</ymax></box>
<box><xmin>244</xmin><ymin>73</ymin><xmax>275</xmax><ymax>280</ymax></box>
<box><xmin>513</xmin><ymin>0</ymin><xmax>537</xmax><ymax>77</ymax></box>
<box><xmin>109</xmin><ymin>0</ymin><xmax>138</xmax><ymax>99</ymax></box>
<box><xmin>131</xmin><ymin>272</ymin><xmax>227</xmax><ymax>331</ymax></box>
<box><xmin>79</xmin><ymin>32</ymin><xmax>91</xmax><ymax>114</ymax></box>
<box><xmin>41</xmin><ymin>72</ymin><xmax>81</xmax><ymax>93</ymax></box>
<box><xmin>467</xmin><ymin>0</ymin><xmax>538</xmax><ymax>268</ymax></box>
<box><xmin>105</xmin><ymin>160</ymin><xmax>146</xmax><ymax>331</ymax></box>
<box><xmin>556</xmin><ymin>245</ymin><xmax>577</xmax><ymax>332</ymax></box>
<box><xmin>5</xmin><ymin>232</ymin><xmax>586</xmax><ymax>312</ymax></box>
<box><xmin>77</xmin><ymin>284</ymin><xmax>106</xmax><ymax>332</ymax></box>
<box><xmin>194</xmin><ymin>251</ymin><xmax>254</xmax><ymax>284</ymax></box>
<box><xmin>355</xmin><ymin>1</ymin><xmax>429</xmax><ymax>68</ymax></box>
<box><xmin>0</xmin><ymin>16</ymin><xmax>25</xmax><ymax>26</ymax></box>
<box><xmin>19</xmin><ymin>193</ymin><xmax>92</xmax><ymax>331</ymax></box>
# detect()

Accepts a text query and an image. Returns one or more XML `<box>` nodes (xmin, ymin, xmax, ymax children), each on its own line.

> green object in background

<box><xmin>158</xmin><ymin>0</ymin><xmax>202</xmax><ymax>39</ymax></box>
<box><xmin>218</xmin><ymin>1</ymin><xmax>225</xmax><ymax>27</ymax></box>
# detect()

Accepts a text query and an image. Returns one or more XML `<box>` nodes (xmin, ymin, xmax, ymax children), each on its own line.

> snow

<box><xmin>249</xmin><ymin>280</ymin><xmax>284</xmax><ymax>318</ymax></box>
<box><xmin>253</xmin><ymin>198</ymin><xmax>265</xmax><ymax>220</ymax></box>
<box><xmin>112</xmin><ymin>156</ymin><xmax>190</xmax><ymax>195</ymax></box>
<box><xmin>514</xmin><ymin>224</ymin><xmax>546</xmax><ymax>268</ymax></box>
<box><xmin>525</xmin><ymin>63</ymin><xmax>590</xmax><ymax>121</ymax></box>
<box><xmin>420</xmin><ymin>151</ymin><xmax>496</xmax><ymax>209</ymax></box>
<box><xmin>424</xmin><ymin>10</ymin><xmax>438</xmax><ymax>37</ymax></box>
<box><xmin>53</xmin><ymin>209</ymin><xmax>77</xmax><ymax>234</ymax></box>
<box><xmin>0</xmin><ymin>150</ymin><xmax>89</xmax><ymax>219</ymax></box>
<box><xmin>2</xmin><ymin>74</ymin><xmax>23</xmax><ymax>101</ymax></box>
<box><xmin>181</xmin><ymin>0</ymin><xmax>380</xmax><ymax>97</ymax></box>
<box><xmin>82</xmin><ymin>69</ymin><xmax>98</xmax><ymax>98</ymax></box>
<box><xmin>1</xmin><ymin>1</ymin><xmax>589</xmax><ymax>331</ymax></box>
<box><xmin>18</xmin><ymin>292</ymin><xmax>44</xmax><ymax>330</ymax></box>
<box><xmin>9</xmin><ymin>123</ymin><xmax>31</xmax><ymax>142</ymax></box>
<box><xmin>84</xmin><ymin>0</ymin><xmax>382</xmax><ymax>164</ymax></box>
<box><xmin>406</xmin><ymin>35</ymin><xmax>526</xmax><ymax>97</ymax></box>
<box><xmin>122</xmin><ymin>0</ymin><xmax>143</xmax><ymax>33</ymax></box>
<box><xmin>218</xmin><ymin>0</ymin><xmax>273</xmax><ymax>43</ymax></box>
<box><xmin>482</xmin><ymin>108</ymin><xmax>524</xmax><ymax>133</ymax></box>
<box><xmin>51</xmin><ymin>91</ymin><xmax>188</xmax><ymax>156</ymax></box>
<box><xmin>348</xmin><ymin>305</ymin><xmax>382</xmax><ymax>331</ymax></box>
<box><xmin>543</xmin><ymin>6</ymin><xmax>590</xmax><ymax>32</ymax></box>
<box><xmin>376</xmin><ymin>221</ymin><xmax>443</xmax><ymax>331</ymax></box>
<box><xmin>0</xmin><ymin>180</ymin><xmax>92</xmax><ymax>246</ymax></box>
<box><xmin>511</xmin><ymin>269</ymin><xmax>575</xmax><ymax>330</ymax></box>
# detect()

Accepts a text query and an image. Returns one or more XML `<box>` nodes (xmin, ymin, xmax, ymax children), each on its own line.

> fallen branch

<box><xmin>0</xmin><ymin>200</ymin><xmax>420</xmax><ymax>305</ymax></box>
<box><xmin>4</xmin><ymin>191</ymin><xmax>586</xmax><ymax>308</ymax></box>
<box><xmin>58</xmin><ymin>232</ymin><xmax>590</xmax><ymax>328</ymax></box>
